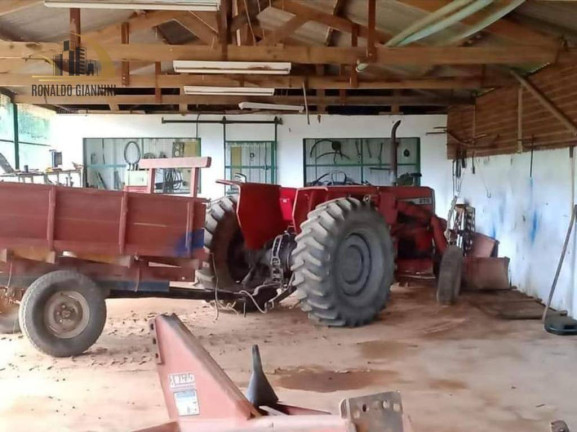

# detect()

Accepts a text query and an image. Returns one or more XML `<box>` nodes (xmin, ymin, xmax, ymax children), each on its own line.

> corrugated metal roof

<box><xmin>0</xmin><ymin>4</ymin><xmax>133</xmax><ymax>42</ymax></box>
<box><xmin>512</xmin><ymin>2</ymin><xmax>577</xmax><ymax>43</ymax></box>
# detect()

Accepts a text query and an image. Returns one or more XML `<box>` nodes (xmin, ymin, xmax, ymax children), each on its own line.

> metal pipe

<box><xmin>444</xmin><ymin>0</ymin><xmax>525</xmax><ymax>45</ymax></box>
<box><xmin>386</xmin><ymin>0</ymin><xmax>475</xmax><ymax>47</ymax></box>
<box><xmin>398</xmin><ymin>0</ymin><xmax>495</xmax><ymax>46</ymax></box>
<box><xmin>542</xmin><ymin>205</ymin><xmax>577</xmax><ymax>321</ymax></box>
<box><xmin>390</xmin><ymin>120</ymin><xmax>401</xmax><ymax>184</ymax></box>
<box><xmin>12</xmin><ymin>103</ymin><xmax>19</xmax><ymax>170</ymax></box>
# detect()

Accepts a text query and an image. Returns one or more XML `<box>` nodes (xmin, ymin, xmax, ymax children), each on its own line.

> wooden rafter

<box><xmin>0</xmin><ymin>42</ymin><xmax>566</xmax><ymax>65</ymax></box>
<box><xmin>325</xmin><ymin>0</ymin><xmax>348</xmax><ymax>46</ymax></box>
<box><xmin>218</xmin><ymin>0</ymin><xmax>232</xmax><ymax>57</ymax></box>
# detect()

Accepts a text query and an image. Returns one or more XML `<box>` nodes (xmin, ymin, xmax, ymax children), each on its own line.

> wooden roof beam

<box><xmin>14</xmin><ymin>94</ymin><xmax>473</xmax><ymax>106</ymax></box>
<box><xmin>0</xmin><ymin>74</ymin><xmax>514</xmax><ymax>89</ymax></box>
<box><xmin>0</xmin><ymin>42</ymin><xmax>565</xmax><ymax>65</ymax></box>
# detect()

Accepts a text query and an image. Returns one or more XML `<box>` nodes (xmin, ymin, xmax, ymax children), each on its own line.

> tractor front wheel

<box><xmin>292</xmin><ymin>198</ymin><xmax>395</xmax><ymax>327</ymax></box>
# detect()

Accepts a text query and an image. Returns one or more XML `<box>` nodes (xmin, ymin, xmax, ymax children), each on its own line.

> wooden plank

<box><xmin>13</xmin><ymin>94</ymin><xmax>472</xmax><ymax>106</ymax></box>
<box><xmin>366</xmin><ymin>0</ymin><xmax>376</xmax><ymax>61</ymax></box>
<box><xmin>259</xmin><ymin>15</ymin><xmax>308</xmax><ymax>46</ymax></box>
<box><xmin>121</xmin><ymin>22</ymin><xmax>130</xmax><ymax>87</ymax></box>
<box><xmin>0</xmin><ymin>42</ymin><xmax>561</xmax><ymax>65</ymax></box>
<box><xmin>0</xmin><ymin>73</ymin><xmax>514</xmax><ymax>89</ymax></box>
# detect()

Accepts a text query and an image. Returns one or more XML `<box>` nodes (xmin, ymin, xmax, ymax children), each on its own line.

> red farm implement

<box><xmin>138</xmin><ymin>313</ymin><xmax>415</xmax><ymax>432</ymax></box>
<box><xmin>0</xmin><ymin>157</ymin><xmax>220</xmax><ymax>357</ymax></box>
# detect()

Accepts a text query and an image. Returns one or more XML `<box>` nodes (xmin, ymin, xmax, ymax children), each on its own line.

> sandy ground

<box><xmin>0</xmin><ymin>283</ymin><xmax>575</xmax><ymax>432</ymax></box>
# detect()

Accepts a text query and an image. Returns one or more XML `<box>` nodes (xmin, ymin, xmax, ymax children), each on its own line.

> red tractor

<box><xmin>197</xmin><ymin>180</ymin><xmax>456</xmax><ymax>327</ymax></box>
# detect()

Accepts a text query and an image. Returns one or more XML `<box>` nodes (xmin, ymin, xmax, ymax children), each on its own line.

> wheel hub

<box><xmin>337</xmin><ymin>234</ymin><xmax>371</xmax><ymax>296</ymax></box>
<box><xmin>44</xmin><ymin>291</ymin><xmax>90</xmax><ymax>339</ymax></box>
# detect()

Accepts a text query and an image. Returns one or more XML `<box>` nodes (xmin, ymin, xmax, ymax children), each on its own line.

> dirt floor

<box><xmin>0</xmin><ymin>283</ymin><xmax>575</xmax><ymax>432</ymax></box>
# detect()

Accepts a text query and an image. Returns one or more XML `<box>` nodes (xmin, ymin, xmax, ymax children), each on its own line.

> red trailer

<box><xmin>0</xmin><ymin>157</ymin><xmax>230</xmax><ymax>357</ymax></box>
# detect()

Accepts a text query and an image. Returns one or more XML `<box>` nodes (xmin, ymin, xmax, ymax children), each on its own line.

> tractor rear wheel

<box><xmin>292</xmin><ymin>198</ymin><xmax>395</xmax><ymax>327</ymax></box>
<box><xmin>196</xmin><ymin>196</ymin><xmax>273</xmax><ymax>311</ymax></box>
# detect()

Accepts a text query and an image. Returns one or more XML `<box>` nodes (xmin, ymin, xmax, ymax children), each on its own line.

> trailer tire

<box><xmin>196</xmin><ymin>195</ymin><xmax>272</xmax><ymax>312</ymax></box>
<box><xmin>292</xmin><ymin>198</ymin><xmax>395</xmax><ymax>327</ymax></box>
<box><xmin>19</xmin><ymin>270</ymin><xmax>107</xmax><ymax>357</ymax></box>
<box><xmin>436</xmin><ymin>246</ymin><xmax>463</xmax><ymax>305</ymax></box>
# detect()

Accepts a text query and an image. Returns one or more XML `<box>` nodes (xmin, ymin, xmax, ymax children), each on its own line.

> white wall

<box><xmin>436</xmin><ymin>150</ymin><xmax>577</xmax><ymax>316</ymax></box>
<box><xmin>52</xmin><ymin>113</ymin><xmax>447</xmax><ymax>200</ymax></box>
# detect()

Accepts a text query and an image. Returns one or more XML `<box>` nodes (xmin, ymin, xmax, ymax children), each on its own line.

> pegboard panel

<box><xmin>304</xmin><ymin>137</ymin><xmax>420</xmax><ymax>186</ymax></box>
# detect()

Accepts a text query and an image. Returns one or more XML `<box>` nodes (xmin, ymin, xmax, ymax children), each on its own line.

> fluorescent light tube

<box><xmin>44</xmin><ymin>0</ymin><xmax>220</xmax><ymax>10</ymax></box>
<box><xmin>184</xmin><ymin>86</ymin><xmax>275</xmax><ymax>96</ymax></box>
<box><xmin>239</xmin><ymin>102</ymin><xmax>304</xmax><ymax>112</ymax></box>
<box><xmin>174</xmin><ymin>61</ymin><xmax>292</xmax><ymax>75</ymax></box>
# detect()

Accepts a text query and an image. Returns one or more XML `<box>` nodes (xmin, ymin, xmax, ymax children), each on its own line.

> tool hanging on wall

<box><xmin>123</xmin><ymin>140</ymin><xmax>141</xmax><ymax>170</ymax></box>
<box><xmin>309</xmin><ymin>139</ymin><xmax>350</xmax><ymax>163</ymax></box>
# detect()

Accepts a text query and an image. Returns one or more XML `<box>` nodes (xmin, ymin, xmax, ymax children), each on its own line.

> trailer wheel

<box><xmin>292</xmin><ymin>198</ymin><xmax>395</xmax><ymax>327</ymax></box>
<box><xmin>19</xmin><ymin>270</ymin><xmax>107</xmax><ymax>357</ymax></box>
<box><xmin>436</xmin><ymin>246</ymin><xmax>463</xmax><ymax>305</ymax></box>
<box><xmin>196</xmin><ymin>195</ymin><xmax>272</xmax><ymax>311</ymax></box>
<box><xmin>0</xmin><ymin>288</ymin><xmax>22</xmax><ymax>334</ymax></box>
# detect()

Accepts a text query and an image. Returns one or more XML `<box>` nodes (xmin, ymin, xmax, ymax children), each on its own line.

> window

<box><xmin>83</xmin><ymin>137</ymin><xmax>201</xmax><ymax>193</ymax></box>
<box><xmin>303</xmin><ymin>137</ymin><xmax>420</xmax><ymax>186</ymax></box>
<box><xmin>0</xmin><ymin>94</ymin><xmax>15</xmax><ymax>167</ymax></box>
<box><xmin>0</xmin><ymin>96</ymin><xmax>54</xmax><ymax>171</ymax></box>
<box><xmin>18</xmin><ymin>104</ymin><xmax>53</xmax><ymax>170</ymax></box>
<box><xmin>225</xmin><ymin>140</ymin><xmax>276</xmax><ymax>184</ymax></box>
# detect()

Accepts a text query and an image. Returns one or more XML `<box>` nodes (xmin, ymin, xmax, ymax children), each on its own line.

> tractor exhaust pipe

<box><xmin>390</xmin><ymin>120</ymin><xmax>401</xmax><ymax>185</ymax></box>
